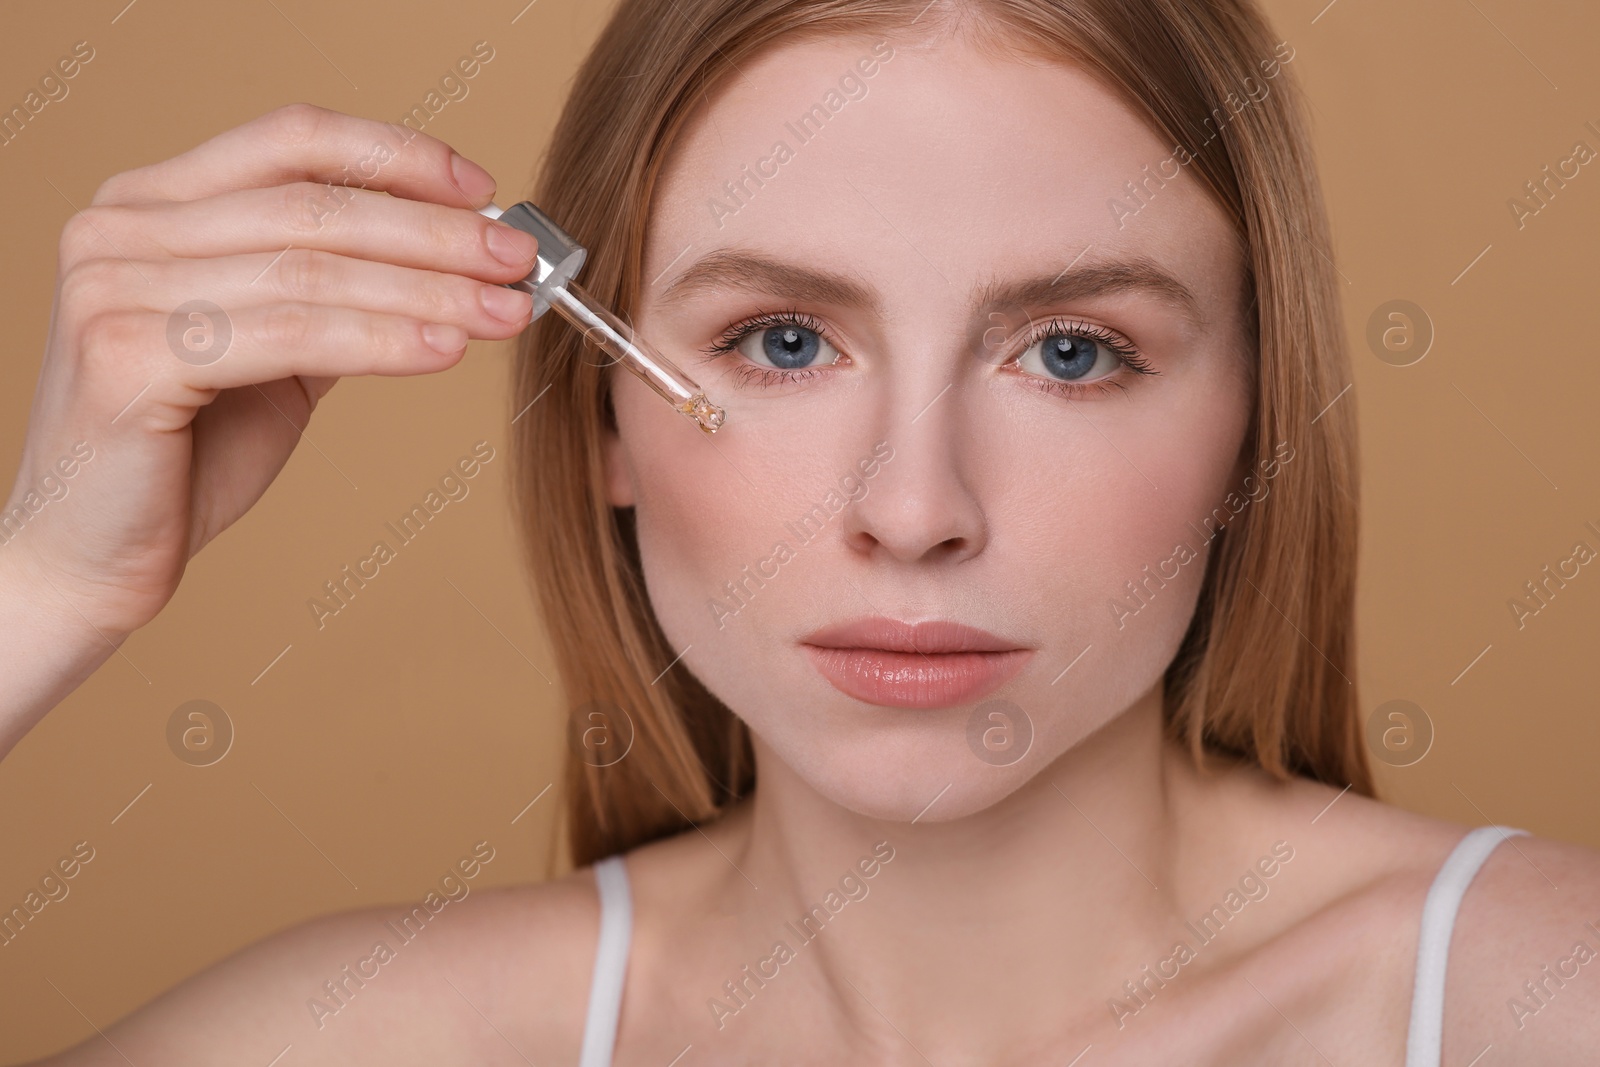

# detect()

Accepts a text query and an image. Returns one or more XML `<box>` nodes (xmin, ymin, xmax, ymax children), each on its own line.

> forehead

<box><xmin>642</xmin><ymin>30</ymin><xmax>1243</xmax><ymax>317</ymax></box>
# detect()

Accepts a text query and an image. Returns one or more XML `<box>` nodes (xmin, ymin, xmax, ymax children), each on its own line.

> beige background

<box><xmin>1</xmin><ymin>0</ymin><xmax>1596</xmax><ymax>1059</ymax></box>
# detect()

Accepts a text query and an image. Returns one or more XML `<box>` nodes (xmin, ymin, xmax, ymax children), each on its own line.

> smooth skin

<box><xmin>5</xmin><ymin>33</ymin><xmax>1600</xmax><ymax>1067</ymax></box>
<box><xmin>0</xmin><ymin>103</ymin><xmax>540</xmax><ymax>757</ymax></box>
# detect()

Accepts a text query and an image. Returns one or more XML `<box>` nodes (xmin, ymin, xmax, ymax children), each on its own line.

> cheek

<box><xmin>617</xmin><ymin>368</ymin><xmax>848</xmax><ymax>656</ymax></box>
<box><xmin>1055</xmin><ymin>372</ymin><xmax>1250</xmax><ymax>652</ymax></box>
<box><xmin>980</xmin><ymin>360</ymin><xmax>1250</xmax><ymax>709</ymax></box>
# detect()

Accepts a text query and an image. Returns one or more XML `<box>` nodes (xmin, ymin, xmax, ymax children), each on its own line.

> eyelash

<box><xmin>701</xmin><ymin>308</ymin><xmax>837</xmax><ymax>390</ymax></box>
<box><xmin>699</xmin><ymin>307</ymin><xmax>1160</xmax><ymax>398</ymax></box>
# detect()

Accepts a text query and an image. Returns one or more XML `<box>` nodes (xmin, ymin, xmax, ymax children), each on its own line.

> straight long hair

<box><xmin>508</xmin><ymin>0</ymin><xmax>1373</xmax><ymax>873</ymax></box>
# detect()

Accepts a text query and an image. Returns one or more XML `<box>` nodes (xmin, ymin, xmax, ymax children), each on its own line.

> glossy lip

<box><xmin>800</xmin><ymin>617</ymin><xmax>1034</xmax><ymax>708</ymax></box>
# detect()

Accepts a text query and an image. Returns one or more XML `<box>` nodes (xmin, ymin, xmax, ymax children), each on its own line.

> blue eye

<box><xmin>702</xmin><ymin>309</ymin><xmax>845</xmax><ymax>383</ymax></box>
<box><xmin>1023</xmin><ymin>332</ymin><xmax>1120</xmax><ymax>383</ymax></box>
<box><xmin>699</xmin><ymin>308</ymin><xmax>1159</xmax><ymax>400</ymax></box>
<box><xmin>1041</xmin><ymin>334</ymin><xmax>1100</xmax><ymax>378</ymax></box>
<box><xmin>1012</xmin><ymin>319</ymin><xmax>1159</xmax><ymax>399</ymax></box>
<box><xmin>759</xmin><ymin>323</ymin><xmax>828</xmax><ymax>369</ymax></box>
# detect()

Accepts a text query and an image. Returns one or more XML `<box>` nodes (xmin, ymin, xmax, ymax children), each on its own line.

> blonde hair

<box><xmin>509</xmin><ymin>0</ymin><xmax>1373</xmax><ymax>873</ymax></box>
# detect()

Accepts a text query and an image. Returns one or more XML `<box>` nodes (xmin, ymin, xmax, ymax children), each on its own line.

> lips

<box><xmin>800</xmin><ymin>617</ymin><xmax>1033</xmax><ymax>708</ymax></box>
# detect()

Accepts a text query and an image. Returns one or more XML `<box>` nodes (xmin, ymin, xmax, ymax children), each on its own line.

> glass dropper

<box><xmin>479</xmin><ymin>201</ymin><xmax>725</xmax><ymax>435</ymax></box>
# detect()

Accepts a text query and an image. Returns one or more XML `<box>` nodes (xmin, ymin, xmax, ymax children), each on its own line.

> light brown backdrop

<box><xmin>1</xmin><ymin>0</ymin><xmax>1596</xmax><ymax>1059</ymax></box>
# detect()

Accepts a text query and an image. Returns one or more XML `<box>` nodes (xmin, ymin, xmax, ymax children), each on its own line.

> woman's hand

<box><xmin>0</xmin><ymin>101</ymin><xmax>538</xmax><ymax>752</ymax></box>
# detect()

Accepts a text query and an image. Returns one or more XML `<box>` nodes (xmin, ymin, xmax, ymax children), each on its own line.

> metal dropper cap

<box><xmin>479</xmin><ymin>201</ymin><xmax>587</xmax><ymax>321</ymax></box>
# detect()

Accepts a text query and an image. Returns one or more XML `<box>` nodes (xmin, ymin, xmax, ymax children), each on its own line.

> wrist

<box><xmin>0</xmin><ymin>540</ymin><xmax>125</xmax><ymax>763</ymax></box>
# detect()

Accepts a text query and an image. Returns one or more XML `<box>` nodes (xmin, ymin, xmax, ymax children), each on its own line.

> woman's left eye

<box><xmin>1011</xmin><ymin>320</ymin><xmax>1159</xmax><ymax>399</ymax></box>
<box><xmin>701</xmin><ymin>310</ymin><xmax>844</xmax><ymax>387</ymax></box>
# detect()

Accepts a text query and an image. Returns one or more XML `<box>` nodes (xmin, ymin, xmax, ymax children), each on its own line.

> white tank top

<box><xmin>576</xmin><ymin>824</ymin><xmax>1526</xmax><ymax>1065</ymax></box>
<box><xmin>578</xmin><ymin>852</ymin><xmax>632</xmax><ymax>1067</ymax></box>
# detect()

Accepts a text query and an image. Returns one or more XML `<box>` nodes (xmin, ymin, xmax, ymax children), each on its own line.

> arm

<box><xmin>22</xmin><ymin>879</ymin><xmax>599</xmax><ymax>1066</ymax></box>
<box><xmin>0</xmin><ymin>543</ymin><xmax>123</xmax><ymax>763</ymax></box>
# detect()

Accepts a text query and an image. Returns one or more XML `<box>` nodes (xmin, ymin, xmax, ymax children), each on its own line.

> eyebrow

<box><xmin>656</xmin><ymin>248</ymin><xmax>1207</xmax><ymax>328</ymax></box>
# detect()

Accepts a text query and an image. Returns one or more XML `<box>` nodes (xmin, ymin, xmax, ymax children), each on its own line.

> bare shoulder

<box><xmin>29</xmin><ymin>863</ymin><xmax>607</xmax><ymax>1067</ymax></box>
<box><xmin>1205</xmin><ymin>768</ymin><xmax>1600</xmax><ymax>1063</ymax></box>
<box><xmin>1441</xmin><ymin>829</ymin><xmax>1600</xmax><ymax>1064</ymax></box>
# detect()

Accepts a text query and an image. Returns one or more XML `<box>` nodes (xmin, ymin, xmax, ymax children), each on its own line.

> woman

<box><xmin>4</xmin><ymin>0</ymin><xmax>1597</xmax><ymax>1063</ymax></box>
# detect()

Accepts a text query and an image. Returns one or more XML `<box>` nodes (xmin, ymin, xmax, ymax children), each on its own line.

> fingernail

<box><xmin>423</xmin><ymin>323</ymin><xmax>468</xmax><ymax>353</ymax></box>
<box><xmin>481</xmin><ymin>285</ymin><xmax>533</xmax><ymax>323</ymax></box>
<box><xmin>486</xmin><ymin>221</ymin><xmax>539</xmax><ymax>268</ymax></box>
<box><xmin>450</xmin><ymin>152</ymin><xmax>497</xmax><ymax>202</ymax></box>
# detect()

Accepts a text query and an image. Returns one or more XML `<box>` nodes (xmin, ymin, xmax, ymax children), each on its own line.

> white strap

<box><xmin>1404</xmin><ymin>825</ymin><xmax>1528</xmax><ymax>1066</ymax></box>
<box><xmin>578</xmin><ymin>854</ymin><xmax>632</xmax><ymax>1067</ymax></box>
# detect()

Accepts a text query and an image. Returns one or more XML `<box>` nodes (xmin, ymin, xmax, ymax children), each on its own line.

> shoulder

<box><xmin>31</xmin><ymin>863</ymin><xmax>609</xmax><ymax>1066</ymax></box>
<box><xmin>1212</xmin><ymin>771</ymin><xmax>1600</xmax><ymax>1062</ymax></box>
<box><xmin>399</xmin><ymin>861</ymin><xmax>613</xmax><ymax>1056</ymax></box>
<box><xmin>1440</xmin><ymin>830</ymin><xmax>1600</xmax><ymax>1063</ymax></box>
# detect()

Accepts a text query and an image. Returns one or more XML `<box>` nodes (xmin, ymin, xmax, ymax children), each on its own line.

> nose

<box><xmin>838</xmin><ymin>388</ymin><xmax>988</xmax><ymax>566</ymax></box>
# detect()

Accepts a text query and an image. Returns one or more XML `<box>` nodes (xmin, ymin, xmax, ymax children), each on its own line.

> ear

<box><xmin>602</xmin><ymin>421</ymin><xmax>635</xmax><ymax>507</ymax></box>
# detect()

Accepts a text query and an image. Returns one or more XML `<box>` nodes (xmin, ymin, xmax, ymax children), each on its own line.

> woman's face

<box><xmin>604</xmin><ymin>30</ymin><xmax>1254</xmax><ymax>821</ymax></box>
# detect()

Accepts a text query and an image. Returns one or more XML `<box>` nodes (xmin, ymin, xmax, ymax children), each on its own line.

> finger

<box><xmin>83</xmin><ymin>303</ymin><xmax>479</xmax><ymax>414</ymax></box>
<box><xmin>89</xmin><ymin>102</ymin><xmax>497</xmax><ymax>213</ymax></box>
<box><xmin>185</xmin><ymin>375</ymin><xmax>336</xmax><ymax>556</ymax></box>
<box><xmin>60</xmin><ymin>183</ymin><xmax>541</xmax><ymax>286</ymax></box>
<box><xmin>71</xmin><ymin>249</ymin><xmax>536</xmax><ymax>340</ymax></box>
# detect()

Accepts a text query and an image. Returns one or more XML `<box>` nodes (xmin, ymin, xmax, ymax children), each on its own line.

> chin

<box><xmin>743</xmin><ymin>692</ymin><xmax>1095</xmax><ymax>824</ymax></box>
<box><xmin>805</xmin><ymin>745</ymin><xmax>1041</xmax><ymax>824</ymax></box>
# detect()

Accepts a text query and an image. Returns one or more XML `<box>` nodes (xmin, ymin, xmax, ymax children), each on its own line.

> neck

<box><xmin>711</xmin><ymin>683</ymin><xmax>1238</xmax><ymax>1056</ymax></box>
